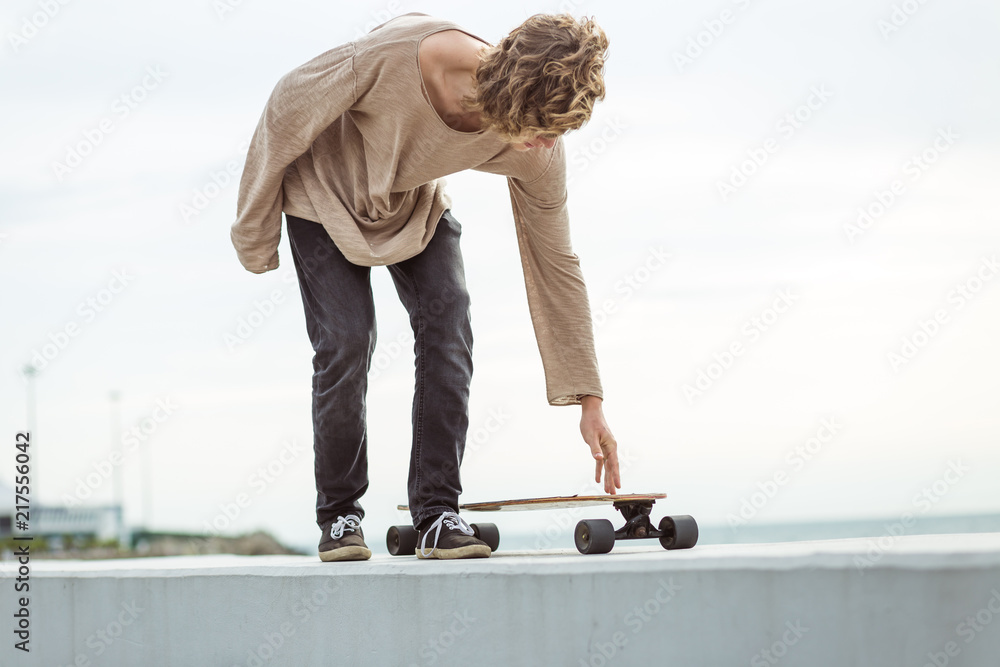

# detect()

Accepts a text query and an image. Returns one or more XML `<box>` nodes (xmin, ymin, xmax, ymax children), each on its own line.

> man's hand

<box><xmin>579</xmin><ymin>395</ymin><xmax>621</xmax><ymax>494</ymax></box>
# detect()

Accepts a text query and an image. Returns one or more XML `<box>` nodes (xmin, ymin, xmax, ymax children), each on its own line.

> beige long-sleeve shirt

<box><xmin>231</xmin><ymin>12</ymin><xmax>602</xmax><ymax>406</ymax></box>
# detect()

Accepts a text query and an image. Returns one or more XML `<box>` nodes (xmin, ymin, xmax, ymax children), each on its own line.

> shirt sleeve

<box><xmin>507</xmin><ymin>137</ymin><xmax>604</xmax><ymax>406</ymax></box>
<box><xmin>231</xmin><ymin>43</ymin><xmax>358</xmax><ymax>273</ymax></box>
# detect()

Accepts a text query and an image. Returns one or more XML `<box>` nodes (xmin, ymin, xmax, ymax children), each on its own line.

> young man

<box><xmin>231</xmin><ymin>12</ymin><xmax>620</xmax><ymax>561</ymax></box>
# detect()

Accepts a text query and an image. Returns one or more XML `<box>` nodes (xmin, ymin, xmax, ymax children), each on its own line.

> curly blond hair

<box><xmin>460</xmin><ymin>13</ymin><xmax>609</xmax><ymax>142</ymax></box>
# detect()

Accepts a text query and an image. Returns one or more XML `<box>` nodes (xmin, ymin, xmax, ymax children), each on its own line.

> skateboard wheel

<box><xmin>658</xmin><ymin>515</ymin><xmax>698</xmax><ymax>550</ymax></box>
<box><xmin>574</xmin><ymin>519</ymin><xmax>616</xmax><ymax>555</ymax></box>
<box><xmin>471</xmin><ymin>523</ymin><xmax>500</xmax><ymax>552</ymax></box>
<box><xmin>386</xmin><ymin>525</ymin><xmax>418</xmax><ymax>556</ymax></box>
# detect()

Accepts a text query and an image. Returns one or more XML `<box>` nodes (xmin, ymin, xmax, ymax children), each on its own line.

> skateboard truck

<box><xmin>612</xmin><ymin>499</ymin><xmax>659</xmax><ymax>540</ymax></box>
<box><xmin>575</xmin><ymin>499</ymin><xmax>698</xmax><ymax>554</ymax></box>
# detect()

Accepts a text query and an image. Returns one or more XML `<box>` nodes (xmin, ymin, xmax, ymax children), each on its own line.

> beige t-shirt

<box><xmin>231</xmin><ymin>12</ymin><xmax>602</xmax><ymax>406</ymax></box>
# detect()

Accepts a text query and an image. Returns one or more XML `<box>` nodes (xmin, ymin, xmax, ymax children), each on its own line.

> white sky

<box><xmin>1</xmin><ymin>0</ymin><xmax>998</xmax><ymax>550</ymax></box>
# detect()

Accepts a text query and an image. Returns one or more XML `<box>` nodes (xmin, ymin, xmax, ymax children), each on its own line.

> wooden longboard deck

<box><xmin>396</xmin><ymin>493</ymin><xmax>665</xmax><ymax>512</ymax></box>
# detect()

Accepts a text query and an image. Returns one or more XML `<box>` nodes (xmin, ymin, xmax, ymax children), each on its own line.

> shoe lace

<box><xmin>329</xmin><ymin>514</ymin><xmax>361</xmax><ymax>540</ymax></box>
<box><xmin>418</xmin><ymin>511</ymin><xmax>474</xmax><ymax>557</ymax></box>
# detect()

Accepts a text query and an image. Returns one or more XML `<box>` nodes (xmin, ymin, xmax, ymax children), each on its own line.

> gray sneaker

<box><xmin>417</xmin><ymin>511</ymin><xmax>491</xmax><ymax>560</ymax></box>
<box><xmin>318</xmin><ymin>515</ymin><xmax>371</xmax><ymax>562</ymax></box>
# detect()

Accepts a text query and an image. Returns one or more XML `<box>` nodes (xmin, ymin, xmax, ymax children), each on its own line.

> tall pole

<box><xmin>141</xmin><ymin>422</ymin><xmax>152</xmax><ymax>532</ymax></box>
<box><xmin>23</xmin><ymin>365</ymin><xmax>37</xmax><ymax>506</ymax></box>
<box><xmin>109</xmin><ymin>390</ymin><xmax>126</xmax><ymax>546</ymax></box>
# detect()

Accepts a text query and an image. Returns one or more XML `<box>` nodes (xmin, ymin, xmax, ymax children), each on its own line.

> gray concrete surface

<box><xmin>2</xmin><ymin>533</ymin><xmax>1000</xmax><ymax>666</ymax></box>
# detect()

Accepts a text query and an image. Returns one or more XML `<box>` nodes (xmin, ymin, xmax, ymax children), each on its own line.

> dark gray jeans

<box><xmin>286</xmin><ymin>210</ymin><xmax>472</xmax><ymax>530</ymax></box>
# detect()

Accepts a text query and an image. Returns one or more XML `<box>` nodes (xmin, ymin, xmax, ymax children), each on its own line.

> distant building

<box><xmin>0</xmin><ymin>479</ymin><xmax>124</xmax><ymax>543</ymax></box>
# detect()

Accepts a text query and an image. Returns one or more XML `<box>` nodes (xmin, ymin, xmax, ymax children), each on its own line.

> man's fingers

<box><xmin>599</xmin><ymin>435</ymin><xmax>620</xmax><ymax>493</ymax></box>
<box><xmin>586</xmin><ymin>433</ymin><xmax>605</xmax><ymax>485</ymax></box>
<box><xmin>584</xmin><ymin>426</ymin><xmax>619</xmax><ymax>491</ymax></box>
<box><xmin>607</xmin><ymin>449</ymin><xmax>621</xmax><ymax>489</ymax></box>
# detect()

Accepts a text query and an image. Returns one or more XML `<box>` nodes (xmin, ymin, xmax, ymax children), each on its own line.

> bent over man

<box><xmin>232</xmin><ymin>12</ymin><xmax>620</xmax><ymax>561</ymax></box>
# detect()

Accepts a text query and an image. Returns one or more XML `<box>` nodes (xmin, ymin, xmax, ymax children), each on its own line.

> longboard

<box><xmin>388</xmin><ymin>492</ymin><xmax>697</xmax><ymax>556</ymax></box>
<box><xmin>396</xmin><ymin>493</ymin><xmax>666</xmax><ymax>512</ymax></box>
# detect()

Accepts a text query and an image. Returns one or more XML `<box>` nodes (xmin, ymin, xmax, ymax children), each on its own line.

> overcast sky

<box><xmin>1</xmin><ymin>0</ymin><xmax>998</xmax><ymax>550</ymax></box>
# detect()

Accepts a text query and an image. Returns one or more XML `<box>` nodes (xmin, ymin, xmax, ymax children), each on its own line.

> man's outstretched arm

<box><xmin>506</xmin><ymin>137</ymin><xmax>621</xmax><ymax>492</ymax></box>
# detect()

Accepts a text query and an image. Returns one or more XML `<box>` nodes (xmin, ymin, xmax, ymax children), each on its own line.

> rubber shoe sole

<box><xmin>319</xmin><ymin>545</ymin><xmax>372</xmax><ymax>562</ymax></box>
<box><xmin>416</xmin><ymin>543</ymin><xmax>492</xmax><ymax>560</ymax></box>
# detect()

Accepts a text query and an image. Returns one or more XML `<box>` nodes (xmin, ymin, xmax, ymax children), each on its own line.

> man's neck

<box><xmin>439</xmin><ymin>69</ymin><xmax>482</xmax><ymax>132</ymax></box>
<box><xmin>426</xmin><ymin>34</ymin><xmax>487</xmax><ymax>133</ymax></box>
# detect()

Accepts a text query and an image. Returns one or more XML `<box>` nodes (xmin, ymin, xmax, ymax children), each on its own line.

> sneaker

<box><xmin>416</xmin><ymin>511</ymin><xmax>491</xmax><ymax>560</ymax></box>
<box><xmin>318</xmin><ymin>514</ymin><xmax>371</xmax><ymax>562</ymax></box>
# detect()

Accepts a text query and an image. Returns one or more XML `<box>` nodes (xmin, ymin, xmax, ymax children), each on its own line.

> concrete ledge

<box><xmin>4</xmin><ymin>533</ymin><xmax>1000</xmax><ymax>666</ymax></box>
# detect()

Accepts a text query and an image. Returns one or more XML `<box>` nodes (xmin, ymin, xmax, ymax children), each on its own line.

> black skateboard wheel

<box><xmin>658</xmin><ymin>515</ymin><xmax>699</xmax><ymax>550</ymax></box>
<box><xmin>471</xmin><ymin>522</ymin><xmax>500</xmax><ymax>552</ymax></box>
<box><xmin>574</xmin><ymin>519</ymin><xmax>616</xmax><ymax>554</ymax></box>
<box><xmin>386</xmin><ymin>525</ymin><xmax>418</xmax><ymax>556</ymax></box>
